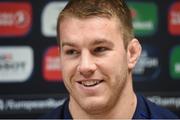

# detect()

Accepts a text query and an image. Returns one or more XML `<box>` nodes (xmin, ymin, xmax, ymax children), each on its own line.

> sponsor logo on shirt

<box><xmin>128</xmin><ymin>2</ymin><xmax>158</xmax><ymax>36</ymax></box>
<box><xmin>43</xmin><ymin>46</ymin><xmax>62</xmax><ymax>81</ymax></box>
<box><xmin>170</xmin><ymin>46</ymin><xmax>180</xmax><ymax>79</ymax></box>
<box><xmin>168</xmin><ymin>2</ymin><xmax>180</xmax><ymax>35</ymax></box>
<box><xmin>41</xmin><ymin>1</ymin><xmax>67</xmax><ymax>37</ymax></box>
<box><xmin>0</xmin><ymin>46</ymin><xmax>33</xmax><ymax>82</ymax></box>
<box><xmin>133</xmin><ymin>45</ymin><xmax>160</xmax><ymax>81</ymax></box>
<box><xmin>0</xmin><ymin>2</ymin><xmax>32</xmax><ymax>37</ymax></box>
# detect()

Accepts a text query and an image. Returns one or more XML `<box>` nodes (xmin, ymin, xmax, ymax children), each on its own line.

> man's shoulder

<box><xmin>39</xmin><ymin>99</ymin><xmax>70</xmax><ymax>119</ymax></box>
<box><xmin>135</xmin><ymin>94</ymin><xmax>179</xmax><ymax>119</ymax></box>
<box><xmin>40</xmin><ymin>104</ymin><xmax>64</xmax><ymax>119</ymax></box>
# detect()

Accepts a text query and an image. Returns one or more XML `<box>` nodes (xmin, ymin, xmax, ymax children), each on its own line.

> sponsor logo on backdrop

<box><xmin>43</xmin><ymin>46</ymin><xmax>62</xmax><ymax>81</ymax></box>
<box><xmin>128</xmin><ymin>2</ymin><xmax>158</xmax><ymax>36</ymax></box>
<box><xmin>0</xmin><ymin>46</ymin><xmax>33</xmax><ymax>82</ymax></box>
<box><xmin>170</xmin><ymin>46</ymin><xmax>180</xmax><ymax>79</ymax></box>
<box><xmin>41</xmin><ymin>1</ymin><xmax>67</xmax><ymax>37</ymax></box>
<box><xmin>168</xmin><ymin>2</ymin><xmax>180</xmax><ymax>35</ymax></box>
<box><xmin>0</xmin><ymin>2</ymin><xmax>32</xmax><ymax>37</ymax></box>
<box><xmin>0</xmin><ymin>94</ymin><xmax>67</xmax><ymax>114</ymax></box>
<box><xmin>133</xmin><ymin>45</ymin><xmax>160</xmax><ymax>81</ymax></box>
<box><xmin>148</xmin><ymin>95</ymin><xmax>180</xmax><ymax>110</ymax></box>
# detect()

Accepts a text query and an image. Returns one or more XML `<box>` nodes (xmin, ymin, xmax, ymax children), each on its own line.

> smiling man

<box><xmin>42</xmin><ymin>0</ymin><xmax>178</xmax><ymax>119</ymax></box>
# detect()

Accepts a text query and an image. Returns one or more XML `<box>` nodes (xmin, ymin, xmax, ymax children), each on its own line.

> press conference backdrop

<box><xmin>0</xmin><ymin>0</ymin><xmax>179</xmax><ymax>118</ymax></box>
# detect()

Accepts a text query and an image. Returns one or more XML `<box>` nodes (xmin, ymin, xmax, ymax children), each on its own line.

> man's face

<box><xmin>59</xmin><ymin>16</ymin><xmax>131</xmax><ymax>113</ymax></box>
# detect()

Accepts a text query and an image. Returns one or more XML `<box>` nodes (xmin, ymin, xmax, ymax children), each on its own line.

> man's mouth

<box><xmin>78</xmin><ymin>80</ymin><xmax>103</xmax><ymax>87</ymax></box>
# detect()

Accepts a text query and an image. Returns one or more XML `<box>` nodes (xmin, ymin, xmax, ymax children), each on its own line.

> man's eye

<box><xmin>94</xmin><ymin>47</ymin><xmax>108</xmax><ymax>53</ymax></box>
<box><xmin>65</xmin><ymin>49</ymin><xmax>79</xmax><ymax>55</ymax></box>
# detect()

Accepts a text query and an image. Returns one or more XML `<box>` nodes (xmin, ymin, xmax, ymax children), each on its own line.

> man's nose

<box><xmin>77</xmin><ymin>51</ymin><xmax>97</xmax><ymax>77</ymax></box>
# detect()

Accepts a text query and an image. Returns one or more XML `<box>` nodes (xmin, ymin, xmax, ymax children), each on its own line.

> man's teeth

<box><xmin>80</xmin><ymin>81</ymin><xmax>101</xmax><ymax>87</ymax></box>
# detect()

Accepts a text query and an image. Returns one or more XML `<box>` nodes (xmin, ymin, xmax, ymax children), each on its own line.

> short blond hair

<box><xmin>57</xmin><ymin>0</ymin><xmax>134</xmax><ymax>49</ymax></box>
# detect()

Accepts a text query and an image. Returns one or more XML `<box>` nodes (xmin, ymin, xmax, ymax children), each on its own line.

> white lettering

<box><xmin>171</xmin><ymin>12</ymin><xmax>180</xmax><ymax>25</ymax></box>
<box><xmin>175</xmin><ymin>63</ymin><xmax>180</xmax><ymax>73</ymax></box>
<box><xmin>133</xmin><ymin>51</ymin><xmax>159</xmax><ymax>74</ymax></box>
<box><xmin>46</xmin><ymin>57</ymin><xmax>61</xmax><ymax>70</ymax></box>
<box><xmin>133</xmin><ymin>21</ymin><xmax>154</xmax><ymax>30</ymax></box>
<box><xmin>6</xmin><ymin>99</ymin><xmax>65</xmax><ymax>111</ymax></box>
<box><xmin>0</xmin><ymin>11</ymin><xmax>26</xmax><ymax>26</ymax></box>
<box><xmin>148</xmin><ymin>96</ymin><xmax>180</xmax><ymax>108</ymax></box>
<box><xmin>0</xmin><ymin>99</ymin><xmax>4</xmax><ymax>111</ymax></box>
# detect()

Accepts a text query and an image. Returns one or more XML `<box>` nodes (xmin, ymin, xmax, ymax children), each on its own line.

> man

<box><xmin>42</xmin><ymin>0</ymin><xmax>178</xmax><ymax>119</ymax></box>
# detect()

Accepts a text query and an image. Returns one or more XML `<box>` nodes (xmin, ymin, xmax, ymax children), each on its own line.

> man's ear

<box><xmin>127</xmin><ymin>38</ymin><xmax>142</xmax><ymax>70</ymax></box>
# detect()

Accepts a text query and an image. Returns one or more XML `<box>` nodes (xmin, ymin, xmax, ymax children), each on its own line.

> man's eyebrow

<box><xmin>92</xmin><ymin>39</ymin><xmax>114</xmax><ymax>47</ymax></box>
<box><xmin>61</xmin><ymin>41</ymin><xmax>77</xmax><ymax>47</ymax></box>
<box><xmin>61</xmin><ymin>39</ymin><xmax>114</xmax><ymax>47</ymax></box>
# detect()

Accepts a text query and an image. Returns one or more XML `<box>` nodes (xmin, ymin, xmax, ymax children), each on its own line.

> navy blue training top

<box><xmin>41</xmin><ymin>94</ymin><xmax>179</xmax><ymax>119</ymax></box>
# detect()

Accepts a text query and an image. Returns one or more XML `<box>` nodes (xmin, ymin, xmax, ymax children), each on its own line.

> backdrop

<box><xmin>0</xmin><ymin>0</ymin><xmax>179</xmax><ymax>118</ymax></box>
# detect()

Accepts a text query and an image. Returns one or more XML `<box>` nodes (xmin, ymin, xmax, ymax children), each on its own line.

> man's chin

<box><xmin>79</xmin><ymin>98</ymin><xmax>110</xmax><ymax>115</ymax></box>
